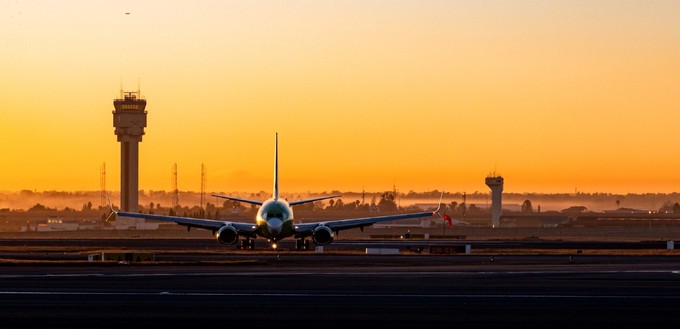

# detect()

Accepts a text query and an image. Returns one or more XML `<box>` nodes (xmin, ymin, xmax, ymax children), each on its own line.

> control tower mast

<box><xmin>485</xmin><ymin>173</ymin><xmax>504</xmax><ymax>228</ymax></box>
<box><xmin>113</xmin><ymin>89</ymin><xmax>147</xmax><ymax>212</ymax></box>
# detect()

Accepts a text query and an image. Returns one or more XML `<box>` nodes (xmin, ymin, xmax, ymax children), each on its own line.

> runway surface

<box><xmin>1</xmin><ymin>237</ymin><xmax>680</xmax><ymax>327</ymax></box>
<box><xmin>1</xmin><ymin>253</ymin><xmax>680</xmax><ymax>328</ymax></box>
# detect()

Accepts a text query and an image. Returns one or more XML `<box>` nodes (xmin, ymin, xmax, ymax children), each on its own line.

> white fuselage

<box><xmin>255</xmin><ymin>198</ymin><xmax>295</xmax><ymax>241</ymax></box>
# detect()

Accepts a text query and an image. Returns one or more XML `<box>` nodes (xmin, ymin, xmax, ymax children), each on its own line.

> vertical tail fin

<box><xmin>273</xmin><ymin>132</ymin><xmax>279</xmax><ymax>200</ymax></box>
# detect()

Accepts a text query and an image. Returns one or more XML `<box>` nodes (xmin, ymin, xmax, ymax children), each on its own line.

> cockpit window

<box><xmin>262</xmin><ymin>202</ymin><xmax>291</xmax><ymax>220</ymax></box>
<box><xmin>267</xmin><ymin>212</ymin><xmax>284</xmax><ymax>219</ymax></box>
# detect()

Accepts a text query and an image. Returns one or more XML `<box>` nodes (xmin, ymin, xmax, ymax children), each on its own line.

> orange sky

<box><xmin>1</xmin><ymin>1</ymin><xmax>680</xmax><ymax>195</ymax></box>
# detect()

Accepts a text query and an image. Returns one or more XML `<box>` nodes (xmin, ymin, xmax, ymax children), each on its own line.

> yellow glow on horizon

<box><xmin>1</xmin><ymin>1</ymin><xmax>680</xmax><ymax>196</ymax></box>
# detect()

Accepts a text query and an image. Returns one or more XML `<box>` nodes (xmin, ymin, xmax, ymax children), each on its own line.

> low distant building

<box><xmin>36</xmin><ymin>217</ymin><xmax>79</xmax><ymax>232</ymax></box>
<box><xmin>499</xmin><ymin>213</ymin><xmax>571</xmax><ymax>228</ymax></box>
<box><xmin>602</xmin><ymin>208</ymin><xmax>649</xmax><ymax>214</ymax></box>
<box><xmin>113</xmin><ymin>220</ymin><xmax>159</xmax><ymax>230</ymax></box>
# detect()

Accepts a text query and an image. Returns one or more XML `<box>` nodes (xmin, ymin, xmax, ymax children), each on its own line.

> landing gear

<box><xmin>239</xmin><ymin>238</ymin><xmax>255</xmax><ymax>250</ymax></box>
<box><xmin>295</xmin><ymin>238</ymin><xmax>311</xmax><ymax>250</ymax></box>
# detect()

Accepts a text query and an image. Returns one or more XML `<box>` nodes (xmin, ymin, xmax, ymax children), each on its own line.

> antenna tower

<box><xmin>100</xmin><ymin>162</ymin><xmax>106</xmax><ymax>207</ymax></box>
<box><xmin>172</xmin><ymin>163</ymin><xmax>179</xmax><ymax>208</ymax></box>
<box><xmin>200</xmin><ymin>163</ymin><xmax>207</xmax><ymax>211</ymax></box>
<box><xmin>462</xmin><ymin>192</ymin><xmax>467</xmax><ymax>220</ymax></box>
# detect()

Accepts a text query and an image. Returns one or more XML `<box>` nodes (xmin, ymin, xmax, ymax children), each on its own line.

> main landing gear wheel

<box><xmin>239</xmin><ymin>239</ymin><xmax>255</xmax><ymax>250</ymax></box>
<box><xmin>295</xmin><ymin>239</ymin><xmax>311</xmax><ymax>250</ymax></box>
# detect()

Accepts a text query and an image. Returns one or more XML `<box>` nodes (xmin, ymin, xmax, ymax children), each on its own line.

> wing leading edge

<box><xmin>294</xmin><ymin>210</ymin><xmax>436</xmax><ymax>234</ymax></box>
<box><xmin>113</xmin><ymin>210</ymin><xmax>257</xmax><ymax>233</ymax></box>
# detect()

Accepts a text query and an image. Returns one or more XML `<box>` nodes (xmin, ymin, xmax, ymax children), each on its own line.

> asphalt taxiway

<box><xmin>1</xmin><ymin>239</ymin><xmax>680</xmax><ymax>328</ymax></box>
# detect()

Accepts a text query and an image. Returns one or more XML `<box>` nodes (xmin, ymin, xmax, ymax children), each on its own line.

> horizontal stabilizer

<box><xmin>289</xmin><ymin>194</ymin><xmax>341</xmax><ymax>206</ymax></box>
<box><xmin>211</xmin><ymin>193</ymin><xmax>263</xmax><ymax>206</ymax></box>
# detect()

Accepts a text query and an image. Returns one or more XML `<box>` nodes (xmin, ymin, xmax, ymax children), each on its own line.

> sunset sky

<box><xmin>1</xmin><ymin>1</ymin><xmax>679</xmax><ymax>195</ymax></box>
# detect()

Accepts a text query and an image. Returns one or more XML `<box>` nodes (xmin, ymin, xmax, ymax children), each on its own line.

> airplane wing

<box><xmin>294</xmin><ymin>210</ymin><xmax>436</xmax><ymax>234</ymax></box>
<box><xmin>114</xmin><ymin>210</ymin><xmax>257</xmax><ymax>233</ymax></box>
<box><xmin>294</xmin><ymin>191</ymin><xmax>445</xmax><ymax>235</ymax></box>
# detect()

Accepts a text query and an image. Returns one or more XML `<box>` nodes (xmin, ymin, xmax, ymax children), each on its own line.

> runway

<box><xmin>1</xmin><ymin>252</ymin><xmax>680</xmax><ymax>328</ymax></box>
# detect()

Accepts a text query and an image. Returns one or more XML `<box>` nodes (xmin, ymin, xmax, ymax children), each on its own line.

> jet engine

<box><xmin>312</xmin><ymin>225</ymin><xmax>333</xmax><ymax>245</ymax></box>
<box><xmin>215</xmin><ymin>225</ymin><xmax>239</xmax><ymax>245</ymax></box>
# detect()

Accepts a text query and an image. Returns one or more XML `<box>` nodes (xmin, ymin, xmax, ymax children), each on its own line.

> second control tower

<box><xmin>113</xmin><ymin>90</ymin><xmax>147</xmax><ymax>212</ymax></box>
<box><xmin>485</xmin><ymin>174</ymin><xmax>504</xmax><ymax>228</ymax></box>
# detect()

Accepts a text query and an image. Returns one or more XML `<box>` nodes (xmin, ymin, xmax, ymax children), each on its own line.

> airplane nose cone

<box><xmin>267</xmin><ymin>218</ymin><xmax>283</xmax><ymax>235</ymax></box>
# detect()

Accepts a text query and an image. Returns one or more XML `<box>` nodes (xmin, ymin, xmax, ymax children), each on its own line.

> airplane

<box><xmin>111</xmin><ymin>133</ymin><xmax>444</xmax><ymax>250</ymax></box>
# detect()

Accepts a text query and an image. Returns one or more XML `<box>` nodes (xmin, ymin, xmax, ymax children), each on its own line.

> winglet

<box><xmin>105</xmin><ymin>192</ymin><xmax>117</xmax><ymax>222</ymax></box>
<box><xmin>433</xmin><ymin>190</ymin><xmax>451</xmax><ymax>227</ymax></box>
<box><xmin>433</xmin><ymin>190</ymin><xmax>444</xmax><ymax>215</ymax></box>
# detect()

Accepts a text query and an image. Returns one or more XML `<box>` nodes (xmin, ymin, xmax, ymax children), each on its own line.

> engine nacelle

<box><xmin>312</xmin><ymin>225</ymin><xmax>334</xmax><ymax>245</ymax></box>
<box><xmin>215</xmin><ymin>225</ymin><xmax>239</xmax><ymax>245</ymax></box>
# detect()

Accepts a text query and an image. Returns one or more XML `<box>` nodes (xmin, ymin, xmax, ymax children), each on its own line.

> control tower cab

<box><xmin>113</xmin><ymin>90</ymin><xmax>147</xmax><ymax>213</ymax></box>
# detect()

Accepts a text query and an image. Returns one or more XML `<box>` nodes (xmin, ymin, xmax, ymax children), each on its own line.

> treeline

<box><xmin>3</xmin><ymin>190</ymin><xmax>680</xmax><ymax>213</ymax></box>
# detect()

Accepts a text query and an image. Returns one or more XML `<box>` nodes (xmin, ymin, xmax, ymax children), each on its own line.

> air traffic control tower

<box><xmin>485</xmin><ymin>174</ymin><xmax>504</xmax><ymax>228</ymax></box>
<box><xmin>113</xmin><ymin>90</ymin><xmax>147</xmax><ymax>212</ymax></box>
